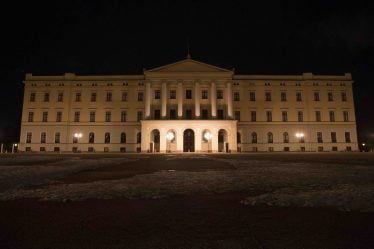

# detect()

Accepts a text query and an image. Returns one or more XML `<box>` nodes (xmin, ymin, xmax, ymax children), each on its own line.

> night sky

<box><xmin>1</xmin><ymin>1</ymin><xmax>373</xmax><ymax>144</ymax></box>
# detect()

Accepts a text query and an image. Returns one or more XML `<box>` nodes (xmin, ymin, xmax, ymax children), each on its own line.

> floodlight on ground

<box><xmin>204</xmin><ymin>131</ymin><xmax>212</xmax><ymax>141</ymax></box>
<box><xmin>166</xmin><ymin>131</ymin><xmax>175</xmax><ymax>141</ymax></box>
<box><xmin>295</xmin><ymin>132</ymin><xmax>305</xmax><ymax>138</ymax></box>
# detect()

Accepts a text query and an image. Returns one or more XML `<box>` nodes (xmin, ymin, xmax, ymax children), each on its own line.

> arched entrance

<box><xmin>150</xmin><ymin>129</ymin><xmax>160</xmax><ymax>152</ymax></box>
<box><xmin>218</xmin><ymin>129</ymin><xmax>228</xmax><ymax>152</ymax></box>
<box><xmin>183</xmin><ymin>129</ymin><xmax>195</xmax><ymax>152</ymax></box>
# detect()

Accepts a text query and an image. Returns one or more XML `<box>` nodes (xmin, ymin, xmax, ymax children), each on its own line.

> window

<box><xmin>329</xmin><ymin>111</ymin><xmax>335</xmax><ymax>122</ymax></box>
<box><xmin>249</xmin><ymin>92</ymin><xmax>256</xmax><ymax>101</ymax></box>
<box><xmin>44</xmin><ymin>93</ymin><xmax>50</xmax><ymax>102</ymax></box>
<box><xmin>154</xmin><ymin>90</ymin><xmax>161</xmax><ymax>99</ymax></box>
<box><xmin>328</xmin><ymin>92</ymin><xmax>333</xmax><ymax>101</ymax></box>
<box><xmin>282</xmin><ymin>111</ymin><xmax>288</xmax><ymax>122</ymax></box>
<box><xmin>170</xmin><ymin>109</ymin><xmax>177</xmax><ymax>119</ymax></box>
<box><xmin>315</xmin><ymin>111</ymin><xmax>321</xmax><ymax>122</ymax></box>
<box><xmin>154</xmin><ymin>109</ymin><xmax>161</xmax><ymax>120</ymax></box>
<box><xmin>121</xmin><ymin>111</ymin><xmax>127</xmax><ymax>122</ymax></box>
<box><xmin>91</xmin><ymin>92</ymin><xmax>97</xmax><ymax>102</ymax></box>
<box><xmin>29</xmin><ymin>92</ymin><xmax>36</xmax><ymax>102</ymax></box>
<box><xmin>265</xmin><ymin>92</ymin><xmax>272</xmax><ymax>101</ymax></box>
<box><xmin>267</xmin><ymin>132</ymin><xmax>273</xmax><ymax>143</ymax></box>
<box><xmin>235</xmin><ymin>111</ymin><xmax>240</xmax><ymax>121</ymax></box>
<box><xmin>26</xmin><ymin>132</ymin><xmax>32</xmax><ymax>143</ymax></box>
<box><xmin>106</xmin><ymin>92</ymin><xmax>112</xmax><ymax>102</ymax></box>
<box><xmin>299</xmin><ymin>135</ymin><xmax>305</xmax><ymax>143</ymax></box>
<box><xmin>250</xmin><ymin>111</ymin><xmax>256</xmax><ymax>122</ymax></box>
<box><xmin>296</xmin><ymin>92</ymin><xmax>302</xmax><ymax>101</ymax></box>
<box><xmin>28</xmin><ymin>112</ymin><xmax>34</xmax><ymax>122</ymax></box>
<box><xmin>185</xmin><ymin>109</ymin><xmax>192</xmax><ymax>119</ymax></box>
<box><xmin>90</xmin><ymin>111</ymin><xmax>95</xmax><ymax>122</ymax></box>
<box><xmin>283</xmin><ymin>132</ymin><xmax>289</xmax><ymax>143</ymax></box>
<box><xmin>89</xmin><ymin>132</ymin><xmax>95</xmax><ymax>143</ymax></box>
<box><xmin>55</xmin><ymin>132</ymin><xmax>60</xmax><ymax>144</ymax></box>
<box><xmin>298</xmin><ymin>111</ymin><xmax>303</xmax><ymax>122</ymax></box>
<box><xmin>332</xmin><ymin>146</ymin><xmax>338</xmax><ymax>151</ymax></box>
<box><xmin>75</xmin><ymin>92</ymin><xmax>81</xmax><ymax>102</ymax></box>
<box><xmin>234</xmin><ymin>92</ymin><xmax>240</xmax><ymax>101</ymax></box>
<box><xmin>170</xmin><ymin>90</ymin><xmax>176</xmax><ymax>99</ymax></box>
<box><xmin>56</xmin><ymin>111</ymin><xmax>62</xmax><ymax>122</ymax></box>
<box><xmin>331</xmin><ymin>132</ymin><xmax>337</xmax><ymax>143</ymax></box>
<box><xmin>73</xmin><ymin>136</ymin><xmax>78</xmax><ymax>144</ymax></box>
<box><xmin>202</xmin><ymin>90</ymin><xmax>208</xmax><ymax>99</ymax></box>
<box><xmin>122</xmin><ymin>92</ymin><xmax>128</xmax><ymax>101</ymax></box>
<box><xmin>251</xmin><ymin>132</ymin><xmax>257</xmax><ymax>143</ymax></box>
<box><xmin>317</xmin><ymin>132</ymin><xmax>323</xmax><ymax>143</ymax></box>
<box><xmin>202</xmin><ymin>109</ymin><xmax>209</xmax><ymax>119</ymax></box>
<box><xmin>104</xmin><ymin>132</ymin><xmax>111</xmax><ymax>143</ymax></box>
<box><xmin>237</xmin><ymin>132</ymin><xmax>241</xmax><ymax>143</ymax></box>
<box><xmin>105</xmin><ymin>111</ymin><xmax>111</xmax><ymax>122</ymax></box>
<box><xmin>120</xmin><ymin>133</ymin><xmax>126</xmax><ymax>144</ymax></box>
<box><xmin>217</xmin><ymin>109</ymin><xmax>224</xmax><ymax>120</ymax></box>
<box><xmin>137</xmin><ymin>111</ymin><xmax>143</xmax><ymax>121</ymax></box>
<box><xmin>138</xmin><ymin>92</ymin><xmax>144</xmax><ymax>101</ymax></box>
<box><xmin>345</xmin><ymin>132</ymin><xmax>351</xmax><ymax>143</ymax></box>
<box><xmin>266</xmin><ymin>111</ymin><xmax>272</xmax><ymax>122</ymax></box>
<box><xmin>40</xmin><ymin>132</ymin><xmax>46</xmax><ymax>143</ymax></box>
<box><xmin>281</xmin><ymin>92</ymin><xmax>287</xmax><ymax>101</ymax></box>
<box><xmin>185</xmin><ymin>90</ymin><xmax>192</xmax><ymax>99</ymax></box>
<box><xmin>343</xmin><ymin>111</ymin><xmax>349</xmax><ymax>122</ymax></box>
<box><xmin>74</xmin><ymin>111</ymin><xmax>80</xmax><ymax>122</ymax></box>
<box><xmin>57</xmin><ymin>92</ymin><xmax>63</xmax><ymax>102</ymax></box>
<box><xmin>341</xmin><ymin>92</ymin><xmax>347</xmax><ymax>102</ymax></box>
<box><xmin>137</xmin><ymin>132</ymin><xmax>141</xmax><ymax>143</ymax></box>
<box><xmin>217</xmin><ymin>90</ymin><xmax>223</xmax><ymax>99</ymax></box>
<box><xmin>314</xmin><ymin>92</ymin><xmax>320</xmax><ymax>101</ymax></box>
<box><xmin>42</xmin><ymin>111</ymin><xmax>48</xmax><ymax>122</ymax></box>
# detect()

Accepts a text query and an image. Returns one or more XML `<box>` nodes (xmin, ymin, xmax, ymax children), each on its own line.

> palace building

<box><xmin>19</xmin><ymin>58</ymin><xmax>358</xmax><ymax>153</ymax></box>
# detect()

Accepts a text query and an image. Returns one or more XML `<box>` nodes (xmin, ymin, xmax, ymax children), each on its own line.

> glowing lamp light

<box><xmin>204</xmin><ymin>131</ymin><xmax>212</xmax><ymax>141</ymax></box>
<box><xmin>166</xmin><ymin>131</ymin><xmax>175</xmax><ymax>141</ymax></box>
<box><xmin>74</xmin><ymin>133</ymin><xmax>83</xmax><ymax>138</ymax></box>
<box><xmin>295</xmin><ymin>133</ymin><xmax>305</xmax><ymax>138</ymax></box>
<box><xmin>362</xmin><ymin>143</ymin><xmax>366</xmax><ymax>147</ymax></box>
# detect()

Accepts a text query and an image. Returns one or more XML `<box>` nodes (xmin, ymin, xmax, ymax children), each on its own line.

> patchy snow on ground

<box><xmin>1</xmin><ymin>155</ymin><xmax>374</xmax><ymax>212</ymax></box>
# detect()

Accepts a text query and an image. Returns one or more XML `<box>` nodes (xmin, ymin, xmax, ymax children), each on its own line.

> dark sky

<box><xmin>1</xmin><ymin>0</ymin><xmax>373</xmax><ymax>143</ymax></box>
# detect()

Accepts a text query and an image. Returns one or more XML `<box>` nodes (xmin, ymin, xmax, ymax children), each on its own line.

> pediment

<box><xmin>146</xmin><ymin>59</ymin><xmax>232</xmax><ymax>73</ymax></box>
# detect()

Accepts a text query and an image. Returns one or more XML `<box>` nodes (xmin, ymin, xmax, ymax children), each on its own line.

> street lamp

<box><xmin>166</xmin><ymin>131</ymin><xmax>175</xmax><ymax>152</ymax></box>
<box><xmin>204</xmin><ymin>131</ymin><xmax>212</xmax><ymax>152</ymax></box>
<box><xmin>295</xmin><ymin>132</ymin><xmax>305</xmax><ymax>138</ymax></box>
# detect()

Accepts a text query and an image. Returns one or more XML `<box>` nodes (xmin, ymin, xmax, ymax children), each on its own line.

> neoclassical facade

<box><xmin>19</xmin><ymin>58</ymin><xmax>358</xmax><ymax>153</ymax></box>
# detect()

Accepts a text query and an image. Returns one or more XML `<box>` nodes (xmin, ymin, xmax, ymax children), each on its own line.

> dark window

<box><xmin>74</xmin><ymin>111</ymin><xmax>80</xmax><ymax>122</ymax></box>
<box><xmin>298</xmin><ymin>111</ymin><xmax>303</xmax><ymax>122</ymax></box>
<box><xmin>341</xmin><ymin>92</ymin><xmax>347</xmax><ymax>101</ymax></box>
<box><xmin>44</xmin><ymin>93</ymin><xmax>50</xmax><ymax>102</ymax></box>
<box><xmin>251</xmin><ymin>132</ymin><xmax>257</xmax><ymax>143</ymax></box>
<box><xmin>75</xmin><ymin>92</ymin><xmax>81</xmax><ymax>102</ymax></box>
<box><xmin>121</xmin><ymin>111</ymin><xmax>127</xmax><ymax>122</ymax></box>
<box><xmin>185</xmin><ymin>109</ymin><xmax>192</xmax><ymax>119</ymax></box>
<box><xmin>186</xmin><ymin>90</ymin><xmax>192</xmax><ymax>99</ymax></box>
<box><xmin>154</xmin><ymin>90</ymin><xmax>161</xmax><ymax>99</ymax></box>
<box><xmin>314</xmin><ymin>92</ymin><xmax>320</xmax><ymax>101</ymax></box>
<box><xmin>281</xmin><ymin>92</ymin><xmax>287</xmax><ymax>101</ymax></box>
<box><xmin>57</xmin><ymin>92</ymin><xmax>64</xmax><ymax>102</ymax></box>
<box><xmin>217</xmin><ymin>109</ymin><xmax>224</xmax><ymax>120</ymax></box>
<box><xmin>120</xmin><ymin>133</ymin><xmax>126</xmax><ymax>144</ymax></box>
<box><xmin>137</xmin><ymin>132</ymin><xmax>141</xmax><ymax>143</ymax></box>
<box><xmin>328</xmin><ymin>92</ymin><xmax>333</xmax><ymax>101</ymax></box>
<box><xmin>283</xmin><ymin>132</ymin><xmax>289</xmax><ymax>143</ymax></box>
<box><xmin>138</xmin><ymin>92</ymin><xmax>143</xmax><ymax>101</ymax></box>
<box><xmin>331</xmin><ymin>132</ymin><xmax>337</xmax><ymax>143</ymax></box>
<box><xmin>122</xmin><ymin>92</ymin><xmax>127</xmax><ymax>101</ymax></box>
<box><xmin>343</xmin><ymin>111</ymin><xmax>349</xmax><ymax>122</ymax></box>
<box><xmin>30</xmin><ymin>92</ymin><xmax>36</xmax><ymax>102</ymax></box>
<box><xmin>89</xmin><ymin>132</ymin><xmax>95</xmax><ymax>143</ymax></box>
<box><xmin>201</xmin><ymin>109</ymin><xmax>209</xmax><ymax>119</ymax></box>
<box><xmin>234</xmin><ymin>92</ymin><xmax>240</xmax><ymax>101</ymax></box>
<box><xmin>250</xmin><ymin>111</ymin><xmax>256</xmax><ymax>122</ymax></box>
<box><xmin>329</xmin><ymin>111</ymin><xmax>335</xmax><ymax>122</ymax></box>
<box><xmin>202</xmin><ymin>90</ymin><xmax>208</xmax><ymax>99</ymax></box>
<box><xmin>55</xmin><ymin>132</ymin><xmax>60</xmax><ymax>144</ymax></box>
<box><xmin>345</xmin><ymin>132</ymin><xmax>351</xmax><ymax>143</ymax></box>
<box><xmin>154</xmin><ymin>109</ymin><xmax>161</xmax><ymax>120</ymax></box>
<box><xmin>105</xmin><ymin>111</ymin><xmax>111</xmax><ymax>122</ymax></box>
<box><xmin>237</xmin><ymin>132</ymin><xmax>241</xmax><ymax>143</ymax></box>
<box><xmin>28</xmin><ymin>112</ymin><xmax>34</xmax><ymax>122</ymax></box>
<box><xmin>234</xmin><ymin>111</ymin><xmax>240</xmax><ymax>121</ymax></box>
<box><xmin>170</xmin><ymin>90</ymin><xmax>176</xmax><ymax>99</ymax></box>
<box><xmin>317</xmin><ymin>132</ymin><xmax>323</xmax><ymax>143</ymax></box>
<box><xmin>217</xmin><ymin>90</ymin><xmax>223</xmax><ymax>99</ymax></box>
<box><xmin>104</xmin><ymin>132</ymin><xmax>111</xmax><ymax>143</ymax></box>
<box><xmin>170</xmin><ymin>109</ymin><xmax>177</xmax><ymax>119</ymax></box>
<box><xmin>266</xmin><ymin>111</ymin><xmax>272</xmax><ymax>122</ymax></box>
<box><xmin>282</xmin><ymin>111</ymin><xmax>288</xmax><ymax>122</ymax></box>
<box><xmin>267</xmin><ymin>132</ymin><xmax>273</xmax><ymax>143</ymax></box>
<box><xmin>106</xmin><ymin>92</ymin><xmax>112</xmax><ymax>102</ymax></box>
<box><xmin>296</xmin><ymin>92</ymin><xmax>302</xmax><ymax>101</ymax></box>
<box><xmin>265</xmin><ymin>92</ymin><xmax>272</xmax><ymax>101</ymax></box>
<box><xmin>40</xmin><ymin>132</ymin><xmax>46</xmax><ymax>143</ymax></box>
<box><xmin>42</xmin><ymin>111</ymin><xmax>48</xmax><ymax>122</ymax></box>
<box><xmin>26</xmin><ymin>132</ymin><xmax>32</xmax><ymax>143</ymax></box>
<box><xmin>91</xmin><ymin>93</ymin><xmax>97</xmax><ymax>102</ymax></box>
<box><xmin>90</xmin><ymin>111</ymin><xmax>95</xmax><ymax>122</ymax></box>
<box><xmin>56</xmin><ymin>111</ymin><xmax>62</xmax><ymax>122</ymax></box>
<box><xmin>315</xmin><ymin>111</ymin><xmax>321</xmax><ymax>122</ymax></box>
<box><xmin>249</xmin><ymin>92</ymin><xmax>256</xmax><ymax>101</ymax></box>
<box><xmin>137</xmin><ymin>111</ymin><xmax>143</xmax><ymax>121</ymax></box>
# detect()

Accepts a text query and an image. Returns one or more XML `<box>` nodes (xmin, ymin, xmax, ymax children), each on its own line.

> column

<box><xmin>195</xmin><ymin>128</ymin><xmax>202</xmax><ymax>152</ymax></box>
<box><xmin>159</xmin><ymin>128</ymin><xmax>167</xmax><ymax>153</ymax></box>
<box><xmin>161</xmin><ymin>82</ymin><xmax>167</xmax><ymax>118</ymax></box>
<box><xmin>195</xmin><ymin>82</ymin><xmax>200</xmax><ymax>118</ymax></box>
<box><xmin>176</xmin><ymin>128</ymin><xmax>184</xmax><ymax>152</ymax></box>
<box><xmin>145</xmin><ymin>82</ymin><xmax>151</xmax><ymax>118</ymax></box>
<box><xmin>177</xmin><ymin>82</ymin><xmax>183</xmax><ymax>118</ymax></box>
<box><xmin>210</xmin><ymin>82</ymin><xmax>217</xmax><ymax>118</ymax></box>
<box><xmin>211</xmin><ymin>129</ymin><xmax>219</xmax><ymax>152</ymax></box>
<box><xmin>227</xmin><ymin>81</ymin><xmax>233</xmax><ymax>119</ymax></box>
